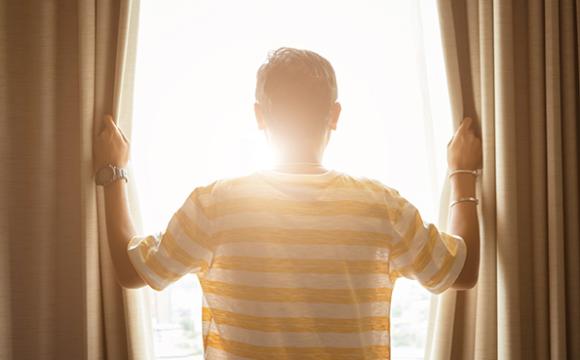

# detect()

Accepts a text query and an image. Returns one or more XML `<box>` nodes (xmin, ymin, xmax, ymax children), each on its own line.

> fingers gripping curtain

<box><xmin>0</xmin><ymin>0</ymin><xmax>151</xmax><ymax>358</ymax></box>
<box><xmin>425</xmin><ymin>0</ymin><xmax>580</xmax><ymax>359</ymax></box>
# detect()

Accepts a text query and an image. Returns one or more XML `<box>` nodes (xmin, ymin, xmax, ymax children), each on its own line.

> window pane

<box><xmin>132</xmin><ymin>1</ymin><xmax>452</xmax><ymax>358</ymax></box>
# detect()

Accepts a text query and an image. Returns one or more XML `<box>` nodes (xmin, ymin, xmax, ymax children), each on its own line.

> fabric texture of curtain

<box><xmin>0</xmin><ymin>0</ymin><xmax>152</xmax><ymax>359</ymax></box>
<box><xmin>425</xmin><ymin>0</ymin><xmax>580</xmax><ymax>359</ymax></box>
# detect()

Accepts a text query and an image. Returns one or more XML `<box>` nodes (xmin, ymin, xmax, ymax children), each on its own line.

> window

<box><xmin>131</xmin><ymin>1</ymin><xmax>453</xmax><ymax>358</ymax></box>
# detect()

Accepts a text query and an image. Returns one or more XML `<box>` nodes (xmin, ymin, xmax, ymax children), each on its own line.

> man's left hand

<box><xmin>93</xmin><ymin>114</ymin><xmax>130</xmax><ymax>173</ymax></box>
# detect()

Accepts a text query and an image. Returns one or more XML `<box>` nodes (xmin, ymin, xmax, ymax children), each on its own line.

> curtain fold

<box><xmin>0</xmin><ymin>0</ymin><xmax>152</xmax><ymax>359</ymax></box>
<box><xmin>426</xmin><ymin>0</ymin><xmax>580</xmax><ymax>359</ymax></box>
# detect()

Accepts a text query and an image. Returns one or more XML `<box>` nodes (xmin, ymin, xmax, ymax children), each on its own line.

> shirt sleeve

<box><xmin>127</xmin><ymin>187</ymin><xmax>214</xmax><ymax>291</ymax></box>
<box><xmin>387</xmin><ymin>188</ymin><xmax>467</xmax><ymax>294</ymax></box>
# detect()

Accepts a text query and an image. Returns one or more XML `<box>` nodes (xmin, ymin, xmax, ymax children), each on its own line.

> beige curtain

<box><xmin>425</xmin><ymin>0</ymin><xmax>580</xmax><ymax>359</ymax></box>
<box><xmin>0</xmin><ymin>0</ymin><xmax>153</xmax><ymax>359</ymax></box>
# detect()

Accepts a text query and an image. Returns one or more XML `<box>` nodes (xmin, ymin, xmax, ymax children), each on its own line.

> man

<box><xmin>94</xmin><ymin>47</ymin><xmax>482</xmax><ymax>359</ymax></box>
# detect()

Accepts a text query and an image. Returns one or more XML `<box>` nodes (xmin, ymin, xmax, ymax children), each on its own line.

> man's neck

<box><xmin>271</xmin><ymin>160</ymin><xmax>328</xmax><ymax>174</ymax></box>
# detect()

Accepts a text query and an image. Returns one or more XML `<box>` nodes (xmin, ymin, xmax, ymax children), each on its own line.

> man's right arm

<box><xmin>446</xmin><ymin>117</ymin><xmax>482</xmax><ymax>290</ymax></box>
<box><xmin>448</xmin><ymin>174</ymin><xmax>479</xmax><ymax>289</ymax></box>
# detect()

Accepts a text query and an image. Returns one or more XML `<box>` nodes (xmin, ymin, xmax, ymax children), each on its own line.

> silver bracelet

<box><xmin>448</xmin><ymin>169</ymin><xmax>479</xmax><ymax>178</ymax></box>
<box><xmin>449</xmin><ymin>197</ymin><xmax>479</xmax><ymax>208</ymax></box>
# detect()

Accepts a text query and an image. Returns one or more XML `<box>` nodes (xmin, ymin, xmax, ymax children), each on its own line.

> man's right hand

<box><xmin>447</xmin><ymin>117</ymin><xmax>482</xmax><ymax>170</ymax></box>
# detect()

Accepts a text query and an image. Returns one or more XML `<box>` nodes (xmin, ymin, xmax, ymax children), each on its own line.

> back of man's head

<box><xmin>255</xmin><ymin>47</ymin><xmax>338</xmax><ymax>140</ymax></box>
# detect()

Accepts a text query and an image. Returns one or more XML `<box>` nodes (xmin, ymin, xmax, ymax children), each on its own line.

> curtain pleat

<box><xmin>0</xmin><ymin>0</ymin><xmax>152</xmax><ymax>359</ymax></box>
<box><xmin>426</xmin><ymin>0</ymin><xmax>580</xmax><ymax>359</ymax></box>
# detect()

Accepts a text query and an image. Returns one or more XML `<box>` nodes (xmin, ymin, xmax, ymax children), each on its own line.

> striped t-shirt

<box><xmin>127</xmin><ymin>169</ymin><xmax>467</xmax><ymax>360</ymax></box>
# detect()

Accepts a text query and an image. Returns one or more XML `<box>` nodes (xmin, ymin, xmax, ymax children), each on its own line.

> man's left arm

<box><xmin>94</xmin><ymin>115</ymin><xmax>146</xmax><ymax>289</ymax></box>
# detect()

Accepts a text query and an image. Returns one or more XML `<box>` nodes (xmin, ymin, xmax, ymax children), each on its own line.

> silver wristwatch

<box><xmin>95</xmin><ymin>164</ymin><xmax>128</xmax><ymax>186</ymax></box>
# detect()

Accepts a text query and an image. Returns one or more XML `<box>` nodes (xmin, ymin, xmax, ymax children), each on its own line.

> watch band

<box><xmin>96</xmin><ymin>164</ymin><xmax>128</xmax><ymax>186</ymax></box>
<box><xmin>114</xmin><ymin>166</ymin><xmax>128</xmax><ymax>184</ymax></box>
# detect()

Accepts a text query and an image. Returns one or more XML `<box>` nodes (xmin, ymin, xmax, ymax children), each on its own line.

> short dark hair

<box><xmin>255</xmin><ymin>47</ymin><xmax>338</xmax><ymax>125</ymax></box>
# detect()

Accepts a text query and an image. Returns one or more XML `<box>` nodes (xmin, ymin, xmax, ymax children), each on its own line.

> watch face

<box><xmin>96</xmin><ymin>166</ymin><xmax>115</xmax><ymax>185</ymax></box>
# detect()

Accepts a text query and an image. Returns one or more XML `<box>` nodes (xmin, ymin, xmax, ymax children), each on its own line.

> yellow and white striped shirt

<box><xmin>128</xmin><ymin>169</ymin><xmax>466</xmax><ymax>359</ymax></box>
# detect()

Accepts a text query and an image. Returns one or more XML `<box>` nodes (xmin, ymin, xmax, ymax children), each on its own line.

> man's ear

<box><xmin>254</xmin><ymin>102</ymin><xmax>267</xmax><ymax>130</ymax></box>
<box><xmin>327</xmin><ymin>102</ymin><xmax>341</xmax><ymax>130</ymax></box>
